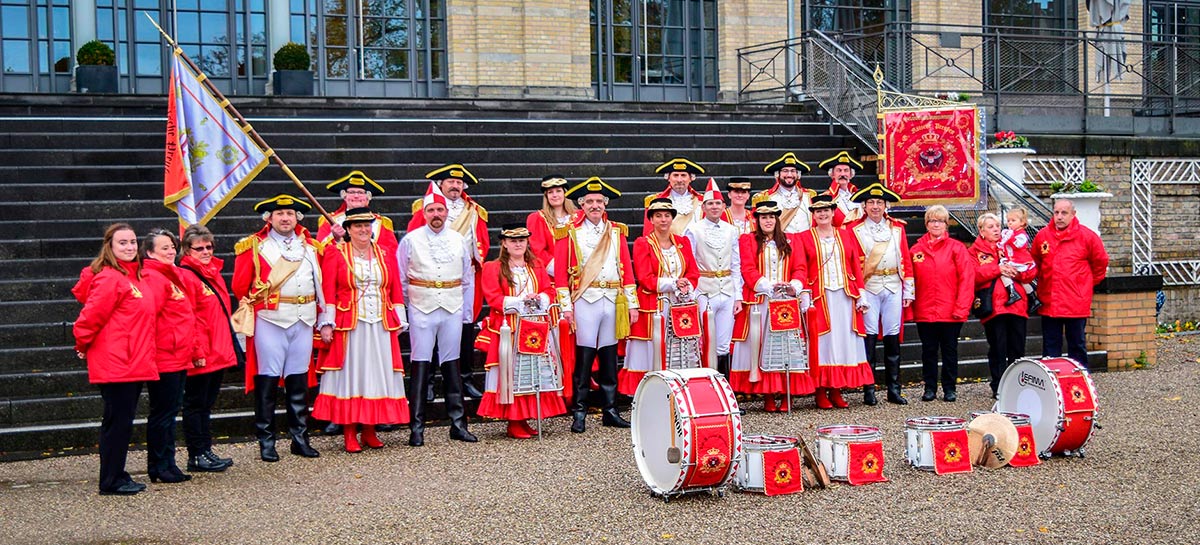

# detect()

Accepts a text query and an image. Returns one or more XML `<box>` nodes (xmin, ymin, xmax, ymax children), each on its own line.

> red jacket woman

<box><xmin>970</xmin><ymin>238</ymin><xmax>1038</xmax><ymax>322</ymax></box>
<box><xmin>75</xmin><ymin>260</ymin><xmax>159</xmax><ymax>384</ymax></box>
<box><xmin>908</xmin><ymin>206</ymin><xmax>975</xmax><ymax>401</ymax></box>
<box><xmin>178</xmin><ymin>253</ymin><xmax>239</xmax><ymax>375</ymax></box>
<box><xmin>142</xmin><ymin>259</ymin><xmax>202</xmax><ymax>373</ymax></box>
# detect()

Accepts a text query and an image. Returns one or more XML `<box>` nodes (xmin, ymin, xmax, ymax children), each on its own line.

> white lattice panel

<box><xmin>1024</xmin><ymin>157</ymin><xmax>1086</xmax><ymax>185</ymax></box>
<box><xmin>1132</xmin><ymin>159</ymin><xmax>1200</xmax><ymax>286</ymax></box>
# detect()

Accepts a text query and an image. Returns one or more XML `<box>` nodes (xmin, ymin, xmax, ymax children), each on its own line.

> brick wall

<box><xmin>908</xmin><ymin>0</ymin><xmax>984</xmax><ymax>94</ymax></box>
<box><xmin>1088</xmin><ymin>288</ymin><xmax>1158</xmax><ymax>371</ymax></box>
<box><xmin>717</xmin><ymin>0</ymin><xmax>792</xmax><ymax>101</ymax></box>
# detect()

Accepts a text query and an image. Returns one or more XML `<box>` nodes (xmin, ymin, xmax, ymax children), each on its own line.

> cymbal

<box><xmin>967</xmin><ymin>413</ymin><xmax>1019</xmax><ymax>469</ymax></box>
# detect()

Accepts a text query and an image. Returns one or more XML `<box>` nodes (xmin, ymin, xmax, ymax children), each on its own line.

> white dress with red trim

<box><xmin>476</xmin><ymin>262</ymin><xmax>567</xmax><ymax>421</ymax></box>
<box><xmin>311</xmin><ymin>255</ymin><xmax>410</xmax><ymax>425</ymax></box>
<box><xmin>620</xmin><ymin>239</ymin><xmax>693</xmax><ymax>396</ymax></box>
<box><xmin>811</xmin><ymin>232</ymin><xmax>873</xmax><ymax>389</ymax></box>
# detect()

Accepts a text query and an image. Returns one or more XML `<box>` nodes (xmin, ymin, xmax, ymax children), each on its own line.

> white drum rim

<box><xmin>905</xmin><ymin>416</ymin><xmax>966</xmax><ymax>430</ymax></box>
<box><xmin>742</xmin><ymin>434</ymin><xmax>799</xmax><ymax>451</ymax></box>
<box><xmin>817</xmin><ymin>424</ymin><xmax>882</xmax><ymax>442</ymax></box>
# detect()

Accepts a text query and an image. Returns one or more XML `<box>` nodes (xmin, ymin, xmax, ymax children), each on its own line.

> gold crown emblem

<box><xmin>870</xmin><ymin>189</ymin><xmax>883</xmax><ymax>195</ymax></box>
<box><xmin>350</xmin><ymin>178</ymin><xmax>364</xmax><ymax>186</ymax></box>
<box><xmin>674</xmin><ymin>164</ymin><xmax>686</xmax><ymax>170</ymax></box>
<box><xmin>277</xmin><ymin>197</ymin><xmax>293</xmax><ymax>205</ymax></box>
<box><xmin>450</xmin><ymin>169</ymin><xmax>463</xmax><ymax>177</ymax></box>
<box><xmin>587</xmin><ymin>182</ymin><xmax>601</xmax><ymax>190</ymax></box>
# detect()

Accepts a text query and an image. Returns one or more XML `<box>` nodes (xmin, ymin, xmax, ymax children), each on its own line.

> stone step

<box><xmin>0</xmin><ymin>299</ymin><xmax>79</xmax><ymax>326</ymax></box>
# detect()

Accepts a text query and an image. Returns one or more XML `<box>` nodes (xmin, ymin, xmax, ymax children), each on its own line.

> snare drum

<box><xmin>996</xmin><ymin>357</ymin><xmax>1099</xmax><ymax>457</ymax></box>
<box><xmin>817</xmin><ymin>425</ymin><xmax>883</xmax><ymax>482</ymax></box>
<box><xmin>905</xmin><ymin>417</ymin><xmax>966</xmax><ymax>471</ymax></box>
<box><xmin>733</xmin><ymin>435</ymin><xmax>799</xmax><ymax>493</ymax></box>
<box><xmin>631</xmin><ymin>368</ymin><xmax>743</xmax><ymax>499</ymax></box>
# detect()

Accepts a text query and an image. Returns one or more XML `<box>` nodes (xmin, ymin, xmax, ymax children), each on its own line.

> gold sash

<box><xmin>569</xmin><ymin>224</ymin><xmax>616</xmax><ymax>302</ymax></box>
<box><xmin>670</xmin><ymin>205</ymin><xmax>696</xmax><ymax>235</ymax></box>
<box><xmin>862</xmin><ymin>240</ymin><xmax>888</xmax><ymax>280</ymax></box>
<box><xmin>450</xmin><ymin>203</ymin><xmax>480</xmax><ymax>260</ymax></box>
<box><xmin>778</xmin><ymin>206</ymin><xmax>800</xmax><ymax>231</ymax></box>
<box><xmin>231</xmin><ymin>254</ymin><xmax>303</xmax><ymax>337</ymax></box>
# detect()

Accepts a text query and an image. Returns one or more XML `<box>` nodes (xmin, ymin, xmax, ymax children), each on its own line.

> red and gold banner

<box><xmin>762</xmin><ymin>449</ymin><xmax>804</xmax><ymax>496</ymax></box>
<box><xmin>516</xmin><ymin>318</ymin><xmax>550</xmax><ymax>355</ymax></box>
<box><xmin>880</xmin><ymin>106</ymin><xmax>980</xmax><ymax>206</ymax></box>
<box><xmin>1009</xmin><ymin>424</ymin><xmax>1041</xmax><ymax>467</ymax></box>
<box><xmin>931</xmin><ymin>429</ymin><xmax>973</xmax><ymax>475</ymax></box>
<box><xmin>669</xmin><ymin>303</ymin><xmax>702</xmax><ymax>339</ymax></box>
<box><xmin>847</xmin><ymin>441</ymin><xmax>888</xmax><ymax>485</ymax></box>
<box><xmin>768</xmin><ymin>299</ymin><xmax>802</xmax><ymax>332</ymax></box>
<box><xmin>1059</xmin><ymin>375</ymin><xmax>1097</xmax><ymax>412</ymax></box>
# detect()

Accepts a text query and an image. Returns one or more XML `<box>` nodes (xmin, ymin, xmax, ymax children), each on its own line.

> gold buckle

<box><xmin>434</xmin><ymin>280</ymin><xmax>444</xmax><ymax>288</ymax></box>
<box><xmin>295</xmin><ymin>295</ymin><xmax>309</xmax><ymax>304</ymax></box>
<box><xmin>598</xmin><ymin>280</ymin><xmax>609</xmax><ymax>289</ymax></box>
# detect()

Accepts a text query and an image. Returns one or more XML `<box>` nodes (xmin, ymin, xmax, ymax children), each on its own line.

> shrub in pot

<box><xmin>272</xmin><ymin>42</ymin><xmax>313</xmax><ymax>96</ymax></box>
<box><xmin>75</xmin><ymin>40</ymin><xmax>118</xmax><ymax>94</ymax></box>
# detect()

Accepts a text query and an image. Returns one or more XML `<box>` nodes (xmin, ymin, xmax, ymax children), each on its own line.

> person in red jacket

<box><xmin>73</xmin><ymin>223</ymin><xmax>158</xmax><ymax>495</ymax></box>
<box><xmin>799</xmin><ymin>195</ymin><xmax>873</xmax><ymax>409</ymax></box>
<box><xmin>177</xmin><ymin>224</ymin><xmax>237</xmax><ymax>473</ymax></box>
<box><xmin>1032</xmin><ymin>198</ymin><xmax>1110</xmax><ymax>369</ymax></box>
<box><xmin>313</xmin><ymin>208</ymin><xmax>411</xmax><ymax>452</ymax></box>
<box><xmin>140</xmin><ymin>229</ymin><xmax>203</xmax><ymax>484</ymax></box>
<box><xmin>526</xmin><ymin>174</ymin><xmax>577</xmax><ymax>278</ymax></box>
<box><xmin>729</xmin><ymin>201</ymin><xmax>816</xmax><ymax>411</ymax></box>
<box><xmin>909</xmin><ymin>205</ymin><xmax>975</xmax><ymax>402</ymax></box>
<box><xmin>475</xmin><ymin>224</ymin><xmax>566</xmax><ymax>439</ymax></box>
<box><xmin>970</xmin><ymin>214</ymin><xmax>1038</xmax><ymax>398</ymax></box>
<box><xmin>316</xmin><ymin>170</ymin><xmax>397</xmax><ymax>252</ymax></box>
<box><xmin>622</xmin><ymin>198</ymin><xmax>702</xmax><ymax>394</ymax></box>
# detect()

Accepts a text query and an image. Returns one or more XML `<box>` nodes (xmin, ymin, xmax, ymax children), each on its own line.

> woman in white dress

<box><xmin>314</xmin><ymin>208</ymin><xmax>410</xmax><ymax>452</ymax></box>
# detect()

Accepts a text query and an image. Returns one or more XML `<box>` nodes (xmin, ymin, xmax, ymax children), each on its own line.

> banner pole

<box><xmin>145</xmin><ymin>13</ymin><xmax>333</xmax><ymax>225</ymax></box>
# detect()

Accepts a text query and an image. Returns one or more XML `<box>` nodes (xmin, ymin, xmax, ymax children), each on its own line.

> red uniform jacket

<box><xmin>178</xmin><ymin>254</ymin><xmax>239</xmax><ymax>376</ymax></box>
<box><xmin>552</xmin><ymin>217</ymin><xmax>636</xmax><ymax>306</ymax></box>
<box><xmin>72</xmin><ymin>261</ymin><xmax>159</xmax><ymax>384</ymax></box>
<box><xmin>317</xmin><ymin>204</ymin><xmax>398</xmax><ymax>253</ymax></box>
<box><xmin>909</xmin><ymin>233</ymin><xmax>975</xmax><ymax>323</ymax></box>
<box><xmin>823</xmin><ymin>181</ymin><xmax>859</xmax><ymax>227</ymax></box>
<box><xmin>1031</xmin><ymin>217</ymin><xmax>1109</xmax><ymax>318</ymax></box>
<box><xmin>798</xmin><ymin>228</ymin><xmax>866</xmax><ymax>337</ymax></box>
<box><xmin>526</xmin><ymin>209</ymin><xmax>576</xmax><ymax>274</ymax></box>
<box><xmin>475</xmin><ymin>259</ymin><xmax>556</xmax><ymax>367</ymax></box>
<box><xmin>630</xmin><ymin>234</ymin><xmax>701</xmax><ymax>340</ymax></box>
<box><xmin>71</xmin><ymin>267</ymin><xmax>96</xmax><ymax>304</ymax></box>
<box><xmin>142</xmin><ymin>259</ymin><xmax>202</xmax><ymax>373</ymax></box>
<box><xmin>969</xmin><ymin>237</ymin><xmax>1038</xmax><ymax>323</ymax></box>
<box><xmin>408</xmin><ymin>195</ymin><xmax>489</xmax><ymax>318</ymax></box>
<box><xmin>318</xmin><ymin>242</ymin><xmax>406</xmax><ymax>373</ymax></box>
<box><xmin>732</xmin><ymin>232</ymin><xmax>807</xmax><ymax>342</ymax></box>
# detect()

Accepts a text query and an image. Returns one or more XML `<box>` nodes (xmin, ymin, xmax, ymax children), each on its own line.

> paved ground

<box><xmin>2</xmin><ymin>338</ymin><xmax>1197</xmax><ymax>545</ymax></box>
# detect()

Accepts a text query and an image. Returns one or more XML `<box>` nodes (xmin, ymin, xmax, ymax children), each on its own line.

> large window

<box><xmin>0</xmin><ymin>0</ymin><xmax>71</xmax><ymax>92</ymax></box>
<box><xmin>984</xmin><ymin>0</ymin><xmax>1079</xmax><ymax>93</ymax></box>
<box><xmin>1146</xmin><ymin>1</ymin><xmax>1200</xmax><ymax>106</ymax></box>
<box><xmin>591</xmin><ymin>0</ymin><xmax>717</xmax><ymax>102</ymax></box>
<box><xmin>806</xmin><ymin>0</ymin><xmax>910</xmax><ymax>34</ymax></box>
<box><xmin>291</xmin><ymin>0</ymin><xmax>447</xmax><ymax>97</ymax></box>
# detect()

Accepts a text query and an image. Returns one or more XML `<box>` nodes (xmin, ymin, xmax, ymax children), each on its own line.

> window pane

<box><xmin>53</xmin><ymin>39</ymin><xmax>69</xmax><ymax>71</ymax></box>
<box><xmin>385</xmin><ymin>48</ymin><xmax>408</xmax><ymax>78</ymax></box>
<box><xmin>98</xmin><ymin>9</ymin><xmax>115</xmax><ymax>41</ymax></box>
<box><xmin>178</xmin><ymin>12</ymin><xmax>200</xmax><ymax>42</ymax></box>
<box><xmin>4</xmin><ymin>39</ymin><xmax>30</xmax><ymax>72</ymax></box>
<box><xmin>199</xmin><ymin>44</ymin><xmax>228</xmax><ymax>75</ymax></box>
<box><xmin>137</xmin><ymin>43</ymin><xmax>162</xmax><ymax>75</ymax></box>
<box><xmin>290</xmin><ymin>15</ymin><xmax>306</xmax><ymax>43</ymax></box>
<box><xmin>52</xmin><ymin>6</ymin><xmax>68</xmax><ymax>38</ymax></box>
<box><xmin>325</xmin><ymin>47</ymin><xmax>347</xmax><ymax>77</ymax></box>
<box><xmin>614</xmin><ymin>54</ymin><xmax>632</xmax><ymax>82</ymax></box>
<box><xmin>325</xmin><ymin>16</ymin><xmax>347</xmax><ymax>46</ymax></box>
<box><xmin>178</xmin><ymin>0</ymin><xmax>198</xmax><ymax>9</ymax></box>
<box><xmin>202</xmin><ymin>12</ymin><xmax>227</xmax><ymax>42</ymax></box>
<box><xmin>136</xmin><ymin>11</ymin><xmax>160</xmax><ymax>41</ymax></box>
<box><xmin>2</xmin><ymin>7</ymin><xmax>30</xmax><ymax>39</ymax></box>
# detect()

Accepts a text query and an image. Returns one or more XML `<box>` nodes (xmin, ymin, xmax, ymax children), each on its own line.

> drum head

<box><xmin>996</xmin><ymin>359</ymin><xmax>1060</xmax><ymax>453</ymax></box>
<box><xmin>631</xmin><ymin>373</ymin><xmax>684</xmax><ymax>494</ymax></box>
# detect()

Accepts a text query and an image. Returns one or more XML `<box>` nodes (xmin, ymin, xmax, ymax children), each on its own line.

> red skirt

<box><xmin>728</xmin><ymin>370</ymin><xmax>816</xmax><ymax>396</ymax></box>
<box><xmin>477</xmin><ymin>391</ymin><xmax>566</xmax><ymax>421</ymax></box>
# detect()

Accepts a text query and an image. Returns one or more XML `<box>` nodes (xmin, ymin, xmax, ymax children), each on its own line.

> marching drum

<box><xmin>904</xmin><ymin>416</ymin><xmax>966</xmax><ymax>471</ymax></box>
<box><xmin>996</xmin><ymin>357</ymin><xmax>1099</xmax><ymax>458</ymax></box>
<box><xmin>631</xmin><ymin>368</ymin><xmax>743</xmax><ymax>500</ymax></box>
<box><xmin>733</xmin><ymin>435</ymin><xmax>799</xmax><ymax>493</ymax></box>
<box><xmin>817</xmin><ymin>425</ymin><xmax>883</xmax><ymax>482</ymax></box>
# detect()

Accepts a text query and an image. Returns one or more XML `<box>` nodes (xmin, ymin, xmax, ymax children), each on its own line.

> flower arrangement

<box><xmin>1049</xmin><ymin>179</ymin><xmax>1105</xmax><ymax>193</ymax></box>
<box><xmin>992</xmin><ymin>131</ymin><xmax>1030</xmax><ymax>149</ymax></box>
<box><xmin>934</xmin><ymin>92</ymin><xmax>971</xmax><ymax>102</ymax></box>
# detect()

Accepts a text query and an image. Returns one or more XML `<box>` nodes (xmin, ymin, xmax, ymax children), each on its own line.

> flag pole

<box><xmin>145</xmin><ymin>13</ymin><xmax>334</xmax><ymax>225</ymax></box>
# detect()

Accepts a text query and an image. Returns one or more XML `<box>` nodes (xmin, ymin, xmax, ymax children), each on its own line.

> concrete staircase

<box><xmin>0</xmin><ymin>94</ymin><xmax>1082</xmax><ymax>461</ymax></box>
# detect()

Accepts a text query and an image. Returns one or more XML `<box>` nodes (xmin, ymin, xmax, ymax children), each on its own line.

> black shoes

<box><xmin>570</xmin><ymin>412</ymin><xmax>586</xmax><ymax>433</ymax></box>
<box><xmin>290</xmin><ymin>438</ymin><xmax>320</xmax><ymax>458</ymax></box>
<box><xmin>601</xmin><ymin>408</ymin><xmax>630</xmax><ymax>429</ymax></box>
<box><xmin>887</xmin><ymin>386</ymin><xmax>909</xmax><ymax>405</ymax></box>
<box><xmin>450</xmin><ymin>427</ymin><xmax>479</xmax><ymax>443</ymax></box>
<box><xmin>187</xmin><ymin>451</ymin><xmax>231</xmax><ymax>472</ymax></box>
<box><xmin>1005</xmin><ymin>284</ymin><xmax>1022</xmax><ymax>305</ymax></box>
<box><xmin>863</xmin><ymin>385</ymin><xmax>878</xmax><ymax>406</ymax></box>
<box><xmin>259</xmin><ymin>440</ymin><xmax>280</xmax><ymax>462</ymax></box>
<box><xmin>148</xmin><ymin>468</ymin><xmax>192</xmax><ymax>484</ymax></box>
<box><xmin>943</xmin><ymin>391</ymin><xmax>957</xmax><ymax>402</ymax></box>
<box><xmin>408</xmin><ymin>430</ymin><xmax>425</xmax><ymax>447</ymax></box>
<box><xmin>99</xmin><ymin>480</ymin><xmax>146</xmax><ymax>496</ymax></box>
<box><xmin>921</xmin><ymin>388</ymin><xmax>937</xmax><ymax>402</ymax></box>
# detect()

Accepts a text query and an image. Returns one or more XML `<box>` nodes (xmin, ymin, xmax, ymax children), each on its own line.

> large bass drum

<box><xmin>996</xmin><ymin>357</ymin><xmax>1099</xmax><ymax>458</ymax></box>
<box><xmin>631</xmin><ymin>368</ymin><xmax>742</xmax><ymax>500</ymax></box>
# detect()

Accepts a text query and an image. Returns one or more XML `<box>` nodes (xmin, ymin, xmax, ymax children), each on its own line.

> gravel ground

<box><xmin>2</xmin><ymin>337</ymin><xmax>1198</xmax><ymax>545</ymax></box>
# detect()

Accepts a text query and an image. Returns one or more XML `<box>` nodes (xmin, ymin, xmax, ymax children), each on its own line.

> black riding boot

<box><xmin>570</xmin><ymin>346</ymin><xmax>597</xmax><ymax>433</ymax></box>
<box><xmin>597</xmin><ymin>344</ymin><xmax>630</xmax><ymax>428</ymax></box>
<box><xmin>441</xmin><ymin>359</ymin><xmax>478</xmax><ymax>442</ymax></box>
<box><xmin>883</xmin><ymin>334</ymin><xmax>908</xmax><ymax>404</ymax></box>
<box><xmin>862</xmin><ymin>335</ymin><xmax>879</xmax><ymax>406</ymax></box>
<box><xmin>407</xmin><ymin>361</ymin><xmax>432</xmax><ymax>446</ymax></box>
<box><xmin>460</xmin><ymin>348</ymin><xmax>486</xmax><ymax>400</ymax></box>
<box><xmin>716</xmin><ymin>354</ymin><xmax>731</xmax><ymax>378</ymax></box>
<box><xmin>283</xmin><ymin>374</ymin><xmax>319</xmax><ymax>458</ymax></box>
<box><xmin>253</xmin><ymin>375</ymin><xmax>279</xmax><ymax>462</ymax></box>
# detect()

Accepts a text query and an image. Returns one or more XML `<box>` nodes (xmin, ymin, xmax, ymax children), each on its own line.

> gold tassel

<box><xmin>615</xmin><ymin>290</ymin><xmax>630</xmax><ymax>340</ymax></box>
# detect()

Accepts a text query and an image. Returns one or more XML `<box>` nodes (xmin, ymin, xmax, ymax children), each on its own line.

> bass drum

<box><xmin>996</xmin><ymin>357</ymin><xmax>1099</xmax><ymax>457</ymax></box>
<box><xmin>631</xmin><ymin>368</ymin><xmax>742</xmax><ymax>499</ymax></box>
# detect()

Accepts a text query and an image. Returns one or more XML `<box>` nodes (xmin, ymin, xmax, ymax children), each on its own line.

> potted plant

<box><xmin>75</xmin><ymin>40</ymin><xmax>118</xmax><ymax>94</ymax></box>
<box><xmin>272</xmin><ymin>42</ymin><xmax>313</xmax><ymax>96</ymax></box>
<box><xmin>1049</xmin><ymin>179</ymin><xmax>1113</xmax><ymax>235</ymax></box>
<box><xmin>982</xmin><ymin>130</ymin><xmax>1035</xmax><ymax>185</ymax></box>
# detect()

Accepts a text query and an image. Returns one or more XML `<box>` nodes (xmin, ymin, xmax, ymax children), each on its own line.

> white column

<box><xmin>73</xmin><ymin>0</ymin><xmax>97</xmax><ymax>49</ymax></box>
<box><xmin>267</xmin><ymin>0</ymin><xmax>291</xmax><ymax>70</ymax></box>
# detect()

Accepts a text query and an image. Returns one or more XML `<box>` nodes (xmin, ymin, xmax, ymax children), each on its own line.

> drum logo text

<box><xmin>1018</xmin><ymin>371</ymin><xmax>1046</xmax><ymax>390</ymax></box>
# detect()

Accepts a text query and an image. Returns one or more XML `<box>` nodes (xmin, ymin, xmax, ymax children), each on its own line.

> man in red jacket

<box><xmin>1032</xmin><ymin>198</ymin><xmax>1109</xmax><ymax>369</ymax></box>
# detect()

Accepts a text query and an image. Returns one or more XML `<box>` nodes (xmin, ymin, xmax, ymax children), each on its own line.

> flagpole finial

<box><xmin>143</xmin><ymin>12</ymin><xmax>177</xmax><ymax>47</ymax></box>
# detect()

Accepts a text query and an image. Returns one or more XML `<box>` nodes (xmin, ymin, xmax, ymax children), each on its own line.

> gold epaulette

<box><xmin>643</xmin><ymin>194</ymin><xmax>656</xmax><ymax>207</ymax></box>
<box><xmin>476</xmin><ymin>203</ymin><xmax>488</xmax><ymax>222</ymax></box>
<box><xmin>377</xmin><ymin>215</ymin><xmax>394</xmax><ymax>230</ymax></box>
<box><xmin>311</xmin><ymin>238</ymin><xmax>326</xmax><ymax>254</ymax></box>
<box><xmin>751</xmin><ymin>191</ymin><xmax>770</xmax><ymax>206</ymax></box>
<box><xmin>891</xmin><ymin>217</ymin><xmax>907</xmax><ymax>226</ymax></box>
<box><xmin>612</xmin><ymin>222</ymin><xmax>628</xmax><ymax>237</ymax></box>
<box><xmin>411</xmin><ymin>199</ymin><xmax>423</xmax><ymax>214</ymax></box>
<box><xmin>234</xmin><ymin>235</ymin><xmax>257</xmax><ymax>255</ymax></box>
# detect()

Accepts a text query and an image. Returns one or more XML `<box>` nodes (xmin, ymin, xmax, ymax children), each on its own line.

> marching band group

<box><xmin>75</xmin><ymin>149</ymin><xmax>1104</xmax><ymax>496</ymax></box>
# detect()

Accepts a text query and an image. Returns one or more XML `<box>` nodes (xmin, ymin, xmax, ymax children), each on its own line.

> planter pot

<box><xmin>272</xmin><ymin>70</ymin><xmax>314</xmax><ymax>96</ymax></box>
<box><xmin>1050</xmin><ymin>191</ymin><xmax>1113</xmax><ymax>235</ymax></box>
<box><xmin>75</xmin><ymin>65</ymin><xmax>118</xmax><ymax>94</ymax></box>
<box><xmin>982</xmin><ymin>147</ymin><xmax>1035</xmax><ymax>184</ymax></box>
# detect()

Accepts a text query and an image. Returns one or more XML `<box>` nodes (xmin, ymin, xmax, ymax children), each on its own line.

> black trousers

<box><xmin>145</xmin><ymin>370</ymin><xmax>187</xmax><ymax>474</ymax></box>
<box><xmin>983</xmin><ymin>314</ymin><xmax>1027</xmax><ymax>394</ymax></box>
<box><xmin>1042</xmin><ymin>316</ymin><xmax>1089</xmax><ymax>369</ymax></box>
<box><xmin>917</xmin><ymin>321</ymin><xmax>963</xmax><ymax>391</ymax></box>
<box><xmin>183</xmin><ymin>368</ymin><xmax>225</xmax><ymax>457</ymax></box>
<box><xmin>98</xmin><ymin>381</ymin><xmax>142</xmax><ymax>492</ymax></box>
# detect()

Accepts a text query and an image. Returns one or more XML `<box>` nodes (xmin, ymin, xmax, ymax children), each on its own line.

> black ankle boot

<box><xmin>441</xmin><ymin>359</ymin><xmax>478</xmax><ymax>442</ymax></box>
<box><xmin>921</xmin><ymin>386</ymin><xmax>937</xmax><ymax>402</ymax></box>
<box><xmin>253</xmin><ymin>375</ymin><xmax>279</xmax><ymax>462</ymax></box>
<box><xmin>407</xmin><ymin>361</ymin><xmax>431</xmax><ymax>446</ymax></box>
<box><xmin>597</xmin><ymin>345</ymin><xmax>630</xmax><ymax>428</ymax></box>
<box><xmin>283</xmin><ymin>374</ymin><xmax>319</xmax><ymax>458</ymax></box>
<box><xmin>460</xmin><ymin>349</ymin><xmax>486</xmax><ymax>400</ymax></box>
<box><xmin>1006</xmin><ymin>283</ymin><xmax>1022</xmax><ymax>305</ymax></box>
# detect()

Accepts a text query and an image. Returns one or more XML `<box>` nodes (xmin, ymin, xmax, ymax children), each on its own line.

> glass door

<box><xmin>591</xmin><ymin>0</ymin><xmax>717</xmax><ymax>102</ymax></box>
<box><xmin>294</xmin><ymin>0</ymin><xmax>446</xmax><ymax>97</ymax></box>
<box><xmin>0</xmin><ymin>0</ymin><xmax>72</xmax><ymax>93</ymax></box>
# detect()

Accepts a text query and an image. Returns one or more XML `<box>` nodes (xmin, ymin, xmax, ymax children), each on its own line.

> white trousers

<box><xmin>253</xmin><ymin>318</ymin><xmax>313</xmax><ymax>377</ymax></box>
<box><xmin>699</xmin><ymin>292</ymin><xmax>735</xmax><ymax>356</ymax></box>
<box><xmin>862</xmin><ymin>288</ymin><xmax>902</xmax><ymax>336</ymax></box>
<box><xmin>409</xmin><ymin>307</ymin><xmax>464</xmax><ymax>361</ymax></box>
<box><xmin>574</xmin><ymin>298</ymin><xmax>616</xmax><ymax>349</ymax></box>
